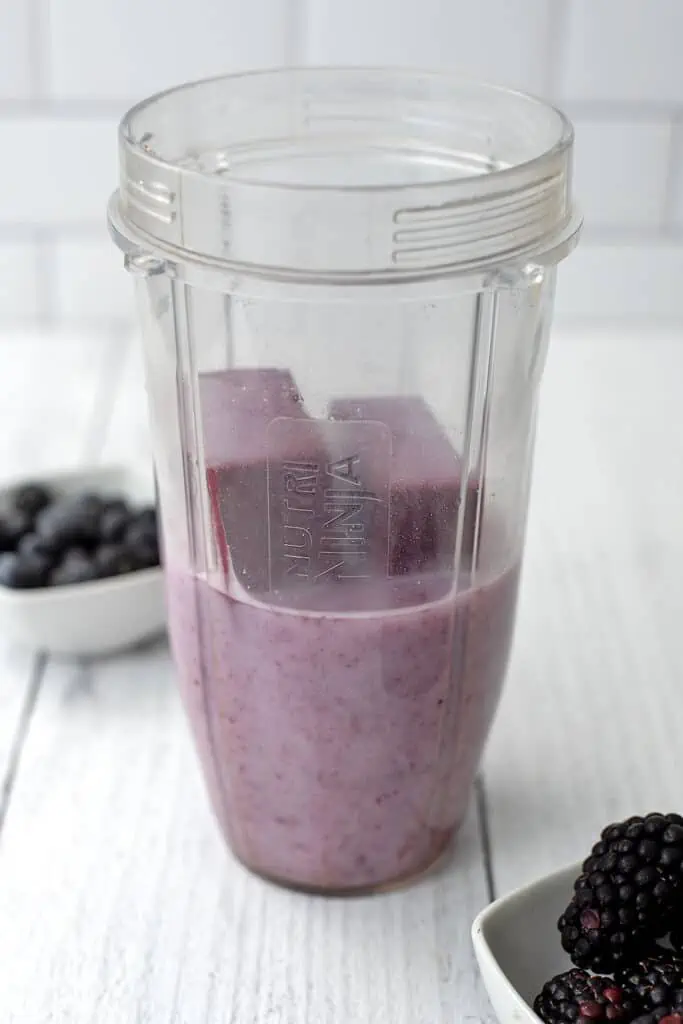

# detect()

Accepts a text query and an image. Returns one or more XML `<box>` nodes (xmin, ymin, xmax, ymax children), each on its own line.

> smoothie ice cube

<box><xmin>329</xmin><ymin>396</ymin><xmax>480</xmax><ymax>575</ymax></box>
<box><xmin>201</xmin><ymin>370</ymin><xmax>392</xmax><ymax>600</ymax></box>
<box><xmin>200</xmin><ymin>368</ymin><xmax>321</xmax><ymax>594</ymax></box>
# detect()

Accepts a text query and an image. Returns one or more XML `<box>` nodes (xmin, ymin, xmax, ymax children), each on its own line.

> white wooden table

<box><xmin>0</xmin><ymin>326</ymin><xmax>682</xmax><ymax>1023</ymax></box>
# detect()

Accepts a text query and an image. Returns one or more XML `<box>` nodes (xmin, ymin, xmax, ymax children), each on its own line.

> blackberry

<box><xmin>534</xmin><ymin>969</ymin><xmax>641</xmax><ymax>1024</ymax></box>
<box><xmin>632</xmin><ymin>1011</ymin><xmax>683</xmax><ymax>1024</ymax></box>
<box><xmin>634</xmin><ymin>1007</ymin><xmax>683</xmax><ymax>1024</ymax></box>
<box><xmin>559</xmin><ymin>814</ymin><xmax>683</xmax><ymax>972</ymax></box>
<box><xmin>617</xmin><ymin>955</ymin><xmax>683</xmax><ymax>1013</ymax></box>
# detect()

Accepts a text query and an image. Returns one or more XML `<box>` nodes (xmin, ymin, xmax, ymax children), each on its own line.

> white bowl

<box><xmin>0</xmin><ymin>464</ymin><xmax>166</xmax><ymax>656</ymax></box>
<box><xmin>472</xmin><ymin>862</ymin><xmax>581</xmax><ymax>1024</ymax></box>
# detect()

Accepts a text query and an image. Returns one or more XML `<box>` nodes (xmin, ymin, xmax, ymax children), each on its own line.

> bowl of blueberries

<box><xmin>0</xmin><ymin>464</ymin><xmax>165</xmax><ymax>655</ymax></box>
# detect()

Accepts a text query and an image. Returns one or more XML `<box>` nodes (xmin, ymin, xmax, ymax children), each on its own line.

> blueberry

<box><xmin>0</xmin><ymin>551</ymin><xmax>50</xmax><ymax>588</ymax></box>
<box><xmin>99</xmin><ymin>506</ymin><xmax>131</xmax><ymax>544</ymax></box>
<box><xmin>18</xmin><ymin>531</ymin><xmax>59</xmax><ymax>564</ymax></box>
<box><xmin>103</xmin><ymin>497</ymin><xmax>129</xmax><ymax>516</ymax></box>
<box><xmin>0</xmin><ymin>509</ymin><xmax>33</xmax><ymax>552</ymax></box>
<box><xmin>0</xmin><ymin>517</ymin><xmax>13</xmax><ymax>553</ymax></box>
<box><xmin>94</xmin><ymin>543</ymin><xmax>136</xmax><ymax>578</ymax></box>
<box><xmin>36</xmin><ymin>496</ymin><xmax>101</xmax><ymax>551</ymax></box>
<box><xmin>125</xmin><ymin>516</ymin><xmax>160</xmax><ymax>569</ymax></box>
<box><xmin>128</xmin><ymin>536</ymin><xmax>160</xmax><ymax>570</ymax></box>
<box><xmin>127</xmin><ymin>508</ymin><xmax>158</xmax><ymax>542</ymax></box>
<box><xmin>50</xmin><ymin>549</ymin><xmax>98</xmax><ymax>586</ymax></box>
<box><xmin>72</xmin><ymin>492</ymin><xmax>104</xmax><ymax>514</ymax></box>
<box><xmin>136</xmin><ymin>505</ymin><xmax>157</xmax><ymax>532</ymax></box>
<box><xmin>11</xmin><ymin>483</ymin><xmax>53</xmax><ymax>518</ymax></box>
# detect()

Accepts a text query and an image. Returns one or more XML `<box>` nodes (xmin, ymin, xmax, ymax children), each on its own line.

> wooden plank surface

<box><xmin>1</xmin><ymin>326</ymin><xmax>682</xmax><ymax>1022</ymax></box>
<box><xmin>485</xmin><ymin>331</ymin><xmax>683</xmax><ymax>896</ymax></box>
<box><xmin>0</xmin><ymin>646</ymin><xmax>492</xmax><ymax>1024</ymax></box>
<box><xmin>0</xmin><ymin>330</ymin><xmax>494</xmax><ymax>1023</ymax></box>
<box><xmin>0</xmin><ymin>332</ymin><xmax>119</xmax><ymax>814</ymax></box>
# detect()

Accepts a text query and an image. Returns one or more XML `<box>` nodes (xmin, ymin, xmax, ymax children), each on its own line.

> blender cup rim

<box><xmin>119</xmin><ymin>65</ymin><xmax>574</xmax><ymax>196</ymax></box>
<box><xmin>111</xmin><ymin>66</ymin><xmax>580</xmax><ymax>281</ymax></box>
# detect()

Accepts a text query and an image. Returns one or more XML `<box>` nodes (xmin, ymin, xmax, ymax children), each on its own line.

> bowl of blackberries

<box><xmin>473</xmin><ymin>813</ymin><xmax>683</xmax><ymax>1024</ymax></box>
<box><xmin>0</xmin><ymin>465</ymin><xmax>165</xmax><ymax>655</ymax></box>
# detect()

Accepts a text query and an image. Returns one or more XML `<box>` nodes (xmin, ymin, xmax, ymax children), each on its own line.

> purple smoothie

<box><xmin>167</xmin><ymin>566</ymin><xmax>519</xmax><ymax>891</ymax></box>
<box><xmin>166</xmin><ymin>370</ymin><xmax>521</xmax><ymax>891</ymax></box>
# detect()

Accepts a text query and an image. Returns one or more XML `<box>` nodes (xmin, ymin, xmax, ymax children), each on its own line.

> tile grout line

<box><xmin>285</xmin><ymin>0</ymin><xmax>309</xmax><ymax>65</ymax></box>
<box><xmin>544</xmin><ymin>0</ymin><xmax>571</xmax><ymax>100</ymax></box>
<box><xmin>0</xmin><ymin>98</ymin><xmax>679</xmax><ymax>125</ymax></box>
<box><xmin>0</xmin><ymin>99</ymin><xmax>127</xmax><ymax>119</ymax></box>
<box><xmin>0</xmin><ymin>97</ymin><xmax>680</xmax><ymax>122</ymax></box>
<box><xmin>563</xmin><ymin>100</ymin><xmax>683</xmax><ymax>122</ymax></box>
<box><xmin>0</xmin><ymin>224</ymin><xmax>112</xmax><ymax>241</ymax></box>
<box><xmin>27</xmin><ymin>0</ymin><xmax>48</xmax><ymax>99</ymax></box>
<box><xmin>0</xmin><ymin>653</ymin><xmax>47</xmax><ymax>835</ymax></box>
<box><xmin>0</xmin><ymin>224</ymin><xmax>681</xmax><ymax>247</ymax></box>
<box><xmin>580</xmin><ymin>225</ymin><xmax>683</xmax><ymax>244</ymax></box>
<box><xmin>34</xmin><ymin>227</ymin><xmax>57</xmax><ymax>327</ymax></box>
<box><xmin>662</xmin><ymin>112</ymin><xmax>683</xmax><ymax>229</ymax></box>
<box><xmin>475</xmin><ymin>774</ymin><xmax>496</xmax><ymax>902</ymax></box>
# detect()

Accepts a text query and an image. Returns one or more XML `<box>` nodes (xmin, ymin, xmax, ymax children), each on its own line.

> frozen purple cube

<box><xmin>201</xmin><ymin>368</ymin><xmax>322</xmax><ymax>594</ymax></box>
<box><xmin>200</xmin><ymin>370</ymin><xmax>391</xmax><ymax>599</ymax></box>
<box><xmin>329</xmin><ymin>395</ymin><xmax>480</xmax><ymax>575</ymax></box>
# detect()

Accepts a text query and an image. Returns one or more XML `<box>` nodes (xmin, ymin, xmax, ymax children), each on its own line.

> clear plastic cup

<box><xmin>109</xmin><ymin>68</ymin><xmax>581</xmax><ymax>894</ymax></box>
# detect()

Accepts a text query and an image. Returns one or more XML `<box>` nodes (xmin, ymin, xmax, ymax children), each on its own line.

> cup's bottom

<box><xmin>230</xmin><ymin>826</ymin><xmax>455</xmax><ymax>896</ymax></box>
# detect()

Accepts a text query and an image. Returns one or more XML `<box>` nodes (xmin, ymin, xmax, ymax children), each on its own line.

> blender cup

<box><xmin>109</xmin><ymin>68</ymin><xmax>580</xmax><ymax>894</ymax></box>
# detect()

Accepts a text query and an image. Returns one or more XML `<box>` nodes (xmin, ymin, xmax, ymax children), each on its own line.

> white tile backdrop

<box><xmin>0</xmin><ymin>0</ymin><xmax>682</xmax><ymax>326</ymax></box>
